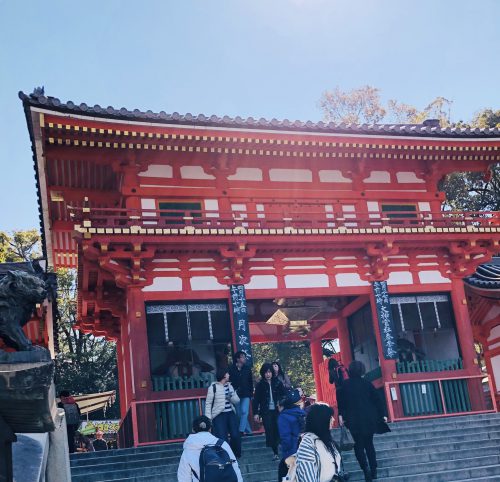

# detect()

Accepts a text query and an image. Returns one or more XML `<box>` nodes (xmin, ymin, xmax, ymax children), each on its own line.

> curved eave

<box><xmin>20</xmin><ymin>95</ymin><xmax>48</xmax><ymax>261</ymax></box>
<box><xmin>19</xmin><ymin>91</ymin><xmax>500</xmax><ymax>139</ymax></box>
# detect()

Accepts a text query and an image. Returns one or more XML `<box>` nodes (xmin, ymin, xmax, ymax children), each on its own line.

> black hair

<box><xmin>59</xmin><ymin>390</ymin><xmax>70</xmax><ymax>397</ymax></box>
<box><xmin>215</xmin><ymin>367</ymin><xmax>229</xmax><ymax>382</ymax></box>
<box><xmin>233</xmin><ymin>351</ymin><xmax>246</xmax><ymax>363</ymax></box>
<box><xmin>348</xmin><ymin>360</ymin><xmax>365</xmax><ymax>378</ymax></box>
<box><xmin>259</xmin><ymin>362</ymin><xmax>274</xmax><ymax>379</ymax></box>
<box><xmin>192</xmin><ymin>415</ymin><xmax>212</xmax><ymax>433</ymax></box>
<box><xmin>305</xmin><ymin>402</ymin><xmax>338</xmax><ymax>455</ymax></box>
<box><xmin>272</xmin><ymin>361</ymin><xmax>285</xmax><ymax>377</ymax></box>
<box><xmin>328</xmin><ymin>358</ymin><xmax>339</xmax><ymax>370</ymax></box>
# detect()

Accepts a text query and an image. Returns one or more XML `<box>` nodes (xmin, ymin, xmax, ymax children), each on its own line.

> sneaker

<box><xmin>272</xmin><ymin>454</ymin><xmax>279</xmax><ymax>461</ymax></box>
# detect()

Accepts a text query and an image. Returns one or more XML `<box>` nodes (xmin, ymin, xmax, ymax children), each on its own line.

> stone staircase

<box><xmin>70</xmin><ymin>413</ymin><xmax>500</xmax><ymax>481</ymax></box>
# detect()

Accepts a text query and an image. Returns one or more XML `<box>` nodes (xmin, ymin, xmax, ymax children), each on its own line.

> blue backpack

<box><xmin>191</xmin><ymin>439</ymin><xmax>238</xmax><ymax>482</ymax></box>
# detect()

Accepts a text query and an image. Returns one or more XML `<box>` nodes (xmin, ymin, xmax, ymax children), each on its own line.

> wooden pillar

<box><xmin>337</xmin><ymin>317</ymin><xmax>352</xmax><ymax>366</ymax></box>
<box><xmin>116</xmin><ymin>338</ymin><xmax>128</xmax><ymax>419</ymax></box>
<box><xmin>310</xmin><ymin>338</ymin><xmax>324</xmax><ymax>401</ymax></box>
<box><xmin>450</xmin><ymin>279</ymin><xmax>480</xmax><ymax>374</ymax></box>
<box><xmin>126</xmin><ymin>287</ymin><xmax>151</xmax><ymax>400</ymax></box>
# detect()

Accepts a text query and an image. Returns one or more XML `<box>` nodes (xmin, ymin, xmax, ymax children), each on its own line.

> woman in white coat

<box><xmin>205</xmin><ymin>368</ymin><xmax>241</xmax><ymax>458</ymax></box>
<box><xmin>177</xmin><ymin>416</ymin><xmax>243</xmax><ymax>482</ymax></box>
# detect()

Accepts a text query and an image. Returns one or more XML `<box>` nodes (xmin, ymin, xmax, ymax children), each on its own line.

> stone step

<box><xmin>69</xmin><ymin>414</ymin><xmax>500</xmax><ymax>482</ymax></box>
<box><xmin>71</xmin><ymin>419</ymin><xmax>500</xmax><ymax>467</ymax></box>
<box><xmin>70</xmin><ymin>415</ymin><xmax>500</xmax><ymax>463</ymax></box>
<box><xmin>71</xmin><ymin>440</ymin><xmax>500</xmax><ymax>476</ymax></box>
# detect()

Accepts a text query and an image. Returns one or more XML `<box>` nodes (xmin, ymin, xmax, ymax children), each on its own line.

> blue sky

<box><xmin>0</xmin><ymin>0</ymin><xmax>499</xmax><ymax>231</ymax></box>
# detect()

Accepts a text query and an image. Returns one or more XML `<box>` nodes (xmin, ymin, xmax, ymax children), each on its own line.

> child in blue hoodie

<box><xmin>277</xmin><ymin>389</ymin><xmax>306</xmax><ymax>481</ymax></box>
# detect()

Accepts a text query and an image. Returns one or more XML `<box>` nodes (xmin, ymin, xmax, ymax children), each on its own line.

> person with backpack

<box><xmin>295</xmin><ymin>403</ymin><xmax>342</xmax><ymax>482</ymax></box>
<box><xmin>277</xmin><ymin>388</ymin><xmax>305</xmax><ymax>481</ymax></box>
<box><xmin>205</xmin><ymin>368</ymin><xmax>241</xmax><ymax>458</ymax></box>
<box><xmin>58</xmin><ymin>390</ymin><xmax>81</xmax><ymax>453</ymax></box>
<box><xmin>337</xmin><ymin>360</ymin><xmax>387</xmax><ymax>481</ymax></box>
<box><xmin>253</xmin><ymin>362</ymin><xmax>287</xmax><ymax>460</ymax></box>
<box><xmin>328</xmin><ymin>358</ymin><xmax>349</xmax><ymax>389</ymax></box>
<box><xmin>177</xmin><ymin>415</ymin><xmax>243</xmax><ymax>482</ymax></box>
<box><xmin>228</xmin><ymin>351</ymin><xmax>254</xmax><ymax>435</ymax></box>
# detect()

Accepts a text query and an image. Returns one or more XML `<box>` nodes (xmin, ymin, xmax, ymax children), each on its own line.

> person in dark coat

<box><xmin>277</xmin><ymin>389</ymin><xmax>305</xmax><ymax>481</ymax></box>
<box><xmin>228</xmin><ymin>351</ymin><xmax>254</xmax><ymax>435</ymax></box>
<box><xmin>337</xmin><ymin>360</ymin><xmax>387</xmax><ymax>481</ymax></box>
<box><xmin>253</xmin><ymin>362</ymin><xmax>286</xmax><ymax>460</ymax></box>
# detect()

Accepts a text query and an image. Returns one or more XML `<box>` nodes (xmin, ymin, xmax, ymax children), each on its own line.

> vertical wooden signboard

<box><xmin>373</xmin><ymin>281</ymin><xmax>398</xmax><ymax>359</ymax></box>
<box><xmin>229</xmin><ymin>285</ymin><xmax>253</xmax><ymax>366</ymax></box>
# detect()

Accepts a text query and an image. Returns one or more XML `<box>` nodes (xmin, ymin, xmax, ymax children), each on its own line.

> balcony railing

<box><xmin>70</xmin><ymin>206</ymin><xmax>500</xmax><ymax>233</ymax></box>
<box><xmin>385</xmin><ymin>374</ymin><xmax>497</xmax><ymax>422</ymax></box>
<box><xmin>396</xmin><ymin>358</ymin><xmax>463</xmax><ymax>374</ymax></box>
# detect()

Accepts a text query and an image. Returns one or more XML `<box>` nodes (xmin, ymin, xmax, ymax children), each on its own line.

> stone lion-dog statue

<box><xmin>0</xmin><ymin>270</ymin><xmax>47</xmax><ymax>351</ymax></box>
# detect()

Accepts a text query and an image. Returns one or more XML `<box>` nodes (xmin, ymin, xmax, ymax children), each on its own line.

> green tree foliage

<box><xmin>55</xmin><ymin>268</ymin><xmax>119</xmax><ymax>418</ymax></box>
<box><xmin>0</xmin><ymin>229</ymin><xmax>41</xmax><ymax>262</ymax></box>
<box><xmin>318</xmin><ymin>86</ymin><xmax>498</xmax><ymax>212</ymax></box>
<box><xmin>442</xmin><ymin>112</ymin><xmax>500</xmax><ymax>212</ymax></box>
<box><xmin>252</xmin><ymin>341</ymin><xmax>315</xmax><ymax>396</ymax></box>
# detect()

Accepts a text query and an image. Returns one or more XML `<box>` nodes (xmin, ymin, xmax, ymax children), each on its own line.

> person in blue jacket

<box><xmin>277</xmin><ymin>388</ymin><xmax>305</xmax><ymax>481</ymax></box>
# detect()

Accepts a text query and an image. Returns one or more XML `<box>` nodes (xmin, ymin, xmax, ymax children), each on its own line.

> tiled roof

<box><xmin>19</xmin><ymin>90</ymin><xmax>500</xmax><ymax>139</ymax></box>
<box><xmin>465</xmin><ymin>258</ymin><xmax>500</xmax><ymax>290</ymax></box>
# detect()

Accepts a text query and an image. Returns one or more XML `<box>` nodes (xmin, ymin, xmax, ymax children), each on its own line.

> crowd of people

<box><xmin>178</xmin><ymin>353</ymin><xmax>388</xmax><ymax>482</ymax></box>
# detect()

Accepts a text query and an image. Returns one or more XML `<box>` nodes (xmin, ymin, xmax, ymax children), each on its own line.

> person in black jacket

<box><xmin>252</xmin><ymin>362</ymin><xmax>286</xmax><ymax>460</ymax></box>
<box><xmin>228</xmin><ymin>351</ymin><xmax>254</xmax><ymax>435</ymax></box>
<box><xmin>337</xmin><ymin>360</ymin><xmax>387</xmax><ymax>482</ymax></box>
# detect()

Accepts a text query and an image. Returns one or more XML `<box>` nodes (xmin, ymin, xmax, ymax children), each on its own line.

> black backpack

<box><xmin>191</xmin><ymin>439</ymin><xmax>238</xmax><ymax>482</ymax></box>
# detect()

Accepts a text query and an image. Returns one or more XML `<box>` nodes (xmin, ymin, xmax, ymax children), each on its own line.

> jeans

<box><xmin>212</xmin><ymin>410</ymin><xmax>242</xmax><ymax>458</ymax></box>
<box><xmin>236</xmin><ymin>397</ymin><xmax>252</xmax><ymax>434</ymax></box>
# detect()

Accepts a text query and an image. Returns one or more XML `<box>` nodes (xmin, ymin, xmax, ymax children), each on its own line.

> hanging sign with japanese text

<box><xmin>230</xmin><ymin>285</ymin><xmax>253</xmax><ymax>366</ymax></box>
<box><xmin>372</xmin><ymin>281</ymin><xmax>398</xmax><ymax>359</ymax></box>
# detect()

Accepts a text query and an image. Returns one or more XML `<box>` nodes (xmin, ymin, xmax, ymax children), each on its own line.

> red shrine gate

<box><xmin>20</xmin><ymin>90</ymin><xmax>500</xmax><ymax>447</ymax></box>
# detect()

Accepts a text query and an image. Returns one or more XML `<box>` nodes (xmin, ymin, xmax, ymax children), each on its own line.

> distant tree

<box><xmin>252</xmin><ymin>341</ymin><xmax>315</xmax><ymax>396</ymax></box>
<box><xmin>319</xmin><ymin>85</ymin><xmax>386</xmax><ymax>124</ymax></box>
<box><xmin>0</xmin><ymin>229</ymin><xmax>41</xmax><ymax>262</ymax></box>
<box><xmin>318</xmin><ymin>85</ymin><xmax>452</xmax><ymax>126</ymax></box>
<box><xmin>442</xmin><ymin>109</ymin><xmax>500</xmax><ymax>212</ymax></box>
<box><xmin>55</xmin><ymin>268</ymin><xmax>119</xmax><ymax>418</ymax></box>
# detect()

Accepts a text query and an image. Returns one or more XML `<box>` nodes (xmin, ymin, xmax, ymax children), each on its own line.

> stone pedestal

<box><xmin>0</xmin><ymin>351</ymin><xmax>58</xmax><ymax>482</ymax></box>
<box><xmin>0</xmin><ymin>352</ymin><xmax>55</xmax><ymax>434</ymax></box>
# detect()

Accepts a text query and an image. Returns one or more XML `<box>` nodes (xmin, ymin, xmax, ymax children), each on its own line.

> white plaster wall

<box><xmin>418</xmin><ymin>271</ymin><xmax>451</xmax><ymax>284</ymax></box>
<box><xmin>387</xmin><ymin>271</ymin><xmax>413</xmax><ymax>285</ymax></box>
<box><xmin>487</xmin><ymin>325</ymin><xmax>500</xmax><ymax>342</ymax></box>
<box><xmin>190</xmin><ymin>276</ymin><xmax>227</xmax><ymax>291</ymax></box>
<box><xmin>141</xmin><ymin>198</ymin><xmax>156</xmax><ymax>210</ymax></box>
<box><xmin>284</xmin><ymin>274</ymin><xmax>329</xmax><ymax>288</ymax></box>
<box><xmin>228</xmin><ymin>167</ymin><xmax>263</xmax><ymax>181</ymax></box>
<box><xmin>245</xmin><ymin>275</ymin><xmax>278</xmax><ymax>289</ymax></box>
<box><xmin>396</xmin><ymin>172</ymin><xmax>425</xmax><ymax>183</ymax></box>
<box><xmin>142</xmin><ymin>277</ymin><xmax>183</xmax><ymax>291</ymax></box>
<box><xmin>491</xmin><ymin>355</ymin><xmax>500</xmax><ymax>393</ymax></box>
<box><xmin>335</xmin><ymin>273</ymin><xmax>370</xmax><ymax>287</ymax></box>
<box><xmin>364</xmin><ymin>171</ymin><xmax>390</xmax><ymax>183</ymax></box>
<box><xmin>485</xmin><ymin>305</ymin><xmax>500</xmax><ymax>323</ymax></box>
<box><xmin>319</xmin><ymin>170</ymin><xmax>351</xmax><ymax>183</ymax></box>
<box><xmin>269</xmin><ymin>168</ymin><xmax>312</xmax><ymax>182</ymax></box>
<box><xmin>180</xmin><ymin>166</ymin><xmax>215</xmax><ymax>179</ymax></box>
<box><xmin>139</xmin><ymin>164</ymin><xmax>173</xmax><ymax>178</ymax></box>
